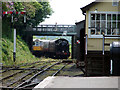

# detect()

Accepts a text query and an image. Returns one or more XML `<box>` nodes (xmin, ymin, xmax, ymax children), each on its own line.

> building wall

<box><xmin>89</xmin><ymin>2</ymin><xmax>119</xmax><ymax>12</ymax></box>
<box><xmin>75</xmin><ymin>20</ymin><xmax>85</xmax><ymax>38</ymax></box>
<box><xmin>87</xmin><ymin>38</ymin><xmax>120</xmax><ymax>51</ymax></box>
<box><xmin>75</xmin><ymin>21</ymin><xmax>85</xmax><ymax>61</ymax></box>
<box><xmin>85</xmin><ymin>2</ymin><xmax>120</xmax><ymax>51</ymax></box>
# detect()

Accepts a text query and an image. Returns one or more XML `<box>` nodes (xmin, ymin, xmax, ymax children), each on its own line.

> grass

<box><xmin>2</xmin><ymin>36</ymin><xmax>40</xmax><ymax>66</ymax></box>
<box><xmin>2</xmin><ymin>20</ymin><xmax>42</xmax><ymax>66</ymax></box>
<box><xmin>2</xmin><ymin>27</ymin><xmax>73</xmax><ymax>67</ymax></box>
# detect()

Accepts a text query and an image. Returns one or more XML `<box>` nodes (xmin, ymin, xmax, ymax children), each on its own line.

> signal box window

<box><xmin>112</xmin><ymin>0</ymin><xmax>118</xmax><ymax>6</ymax></box>
<box><xmin>90</xmin><ymin>13</ymin><xmax>120</xmax><ymax>36</ymax></box>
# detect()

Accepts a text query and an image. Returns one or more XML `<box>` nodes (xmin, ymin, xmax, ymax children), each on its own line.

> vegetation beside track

<box><xmin>2</xmin><ymin>33</ymin><xmax>74</xmax><ymax>66</ymax></box>
<box><xmin>2</xmin><ymin>2</ymin><xmax>53</xmax><ymax>66</ymax></box>
<box><xmin>2</xmin><ymin>35</ymin><xmax>40</xmax><ymax>66</ymax></box>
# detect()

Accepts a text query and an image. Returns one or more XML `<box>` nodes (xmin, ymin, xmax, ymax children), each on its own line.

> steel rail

<box><xmin>1</xmin><ymin>61</ymin><xmax>48</xmax><ymax>74</ymax></box>
<box><xmin>7</xmin><ymin>65</ymin><xmax>46</xmax><ymax>87</ymax></box>
<box><xmin>0</xmin><ymin>70</ymin><xmax>6</xmax><ymax>73</ymax></box>
<box><xmin>20</xmin><ymin>64</ymin><xmax>66</xmax><ymax>89</ymax></box>
<box><xmin>0</xmin><ymin>66</ymin><xmax>35</xmax><ymax>81</ymax></box>
<box><xmin>1</xmin><ymin>61</ymin><xmax>41</xmax><ymax>73</ymax></box>
<box><xmin>2</xmin><ymin>61</ymin><xmax>57</xmax><ymax>87</ymax></box>
<box><xmin>0</xmin><ymin>66</ymin><xmax>19</xmax><ymax>73</ymax></box>
<box><xmin>1</xmin><ymin>60</ymin><xmax>57</xmax><ymax>73</ymax></box>
<box><xmin>52</xmin><ymin>65</ymin><xmax>66</xmax><ymax>76</ymax></box>
<box><xmin>0</xmin><ymin>70</ymin><xmax>24</xmax><ymax>82</ymax></box>
<box><xmin>7</xmin><ymin>68</ymin><xmax>45</xmax><ymax>70</ymax></box>
<box><xmin>18</xmin><ymin>82</ymin><xmax>39</xmax><ymax>89</ymax></box>
<box><xmin>14</xmin><ymin>62</ymin><xmax>60</xmax><ymax>90</ymax></box>
<box><xmin>2</xmin><ymin>61</ymin><xmax>41</xmax><ymax>69</ymax></box>
<box><xmin>1</xmin><ymin>60</ymin><xmax>58</xmax><ymax>70</ymax></box>
<box><xmin>6</xmin><ymin>62</ymin><xmax>45</xmax><ymax>71</ymax></box>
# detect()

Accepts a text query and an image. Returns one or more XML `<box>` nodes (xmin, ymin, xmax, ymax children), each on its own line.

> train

<box><xmin>32</xmin><ymin>38</ymin><xmax>70</xmax><ymax>59</ymax></box>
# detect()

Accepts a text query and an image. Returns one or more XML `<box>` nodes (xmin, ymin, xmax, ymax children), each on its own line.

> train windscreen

<box><xmin>56</xmin><ymin>39</ymin><xmax>69</xmax><ymax>52</ymax></box>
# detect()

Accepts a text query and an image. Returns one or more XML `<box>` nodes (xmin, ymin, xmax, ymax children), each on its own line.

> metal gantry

<box><xmin>26</xmin><ymin>24</ymin><xmax>76</xmax><ymax>33</ymax></box>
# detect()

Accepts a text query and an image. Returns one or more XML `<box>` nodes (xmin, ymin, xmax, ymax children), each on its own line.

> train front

<box><xmin>55</xmin><ymin>39</ymin><xmax>70</xmax><ymax>59</ymax></box>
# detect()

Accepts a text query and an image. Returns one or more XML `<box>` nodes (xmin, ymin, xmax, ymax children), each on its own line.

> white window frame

<box><xmin>112</xmin><ymin>0</ymin><xmax>119</xmax><ymax>6</ymax></box>
<box><xmin>88</xmin><ymin>11</ymin><xmax>120</xmax><ymax>38</ymax></box>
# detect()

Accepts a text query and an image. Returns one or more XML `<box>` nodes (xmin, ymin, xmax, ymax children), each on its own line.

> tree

<box><xmin>2</xmin><ymin>1</ymin><xmax>53</xmax><ymax>37</ymax></box>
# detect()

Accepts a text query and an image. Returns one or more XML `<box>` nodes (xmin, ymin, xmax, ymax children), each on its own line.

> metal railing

<box><xmin>102</xmin><ymin>35</ymin><xmax>120</xmax><ymax>55</ymax></box>
<box><xmin>31</xmin><ymin>24</ymin><xmax>75</xmax><ymax>33</ymax></box>
<box><xmin>85</xmin><ymin>34</ymin><xmax>120</xmax><ymax>55</ymax></box>
<box><xmin>85</xmin><ymin>34</ymin><xmax>88</xmax><ymax>55</ymax></box>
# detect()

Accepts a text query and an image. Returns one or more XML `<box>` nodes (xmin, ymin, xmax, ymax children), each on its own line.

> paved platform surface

<box><xmin>33</xmin><ymin>76</ymin><xmax>120</xmax><ymax>90</ymax></box>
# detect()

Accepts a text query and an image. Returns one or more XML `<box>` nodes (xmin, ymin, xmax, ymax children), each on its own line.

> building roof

<box><xmin>80</xmin><ymin>0</ymin><xmax>108</xmax><ymax>14</ymax></box>
<box><xmin>81</xmin><ymin>1</ymin><xmax>98</xmax><ymax>14</ymax></box>
<box><xmin>75</xmin><ymin>20</ymin><xmax>85</xmax><ymax>25</ymax></box>
<box><xmin>81</xmin><ymin>2</ymin><xmax>96</xmax><ymax>14</ymax></box>
<box><xmin>81</xmin><ymin>0</ymin><xmax>113</xmax><ymax>14</ymax></box>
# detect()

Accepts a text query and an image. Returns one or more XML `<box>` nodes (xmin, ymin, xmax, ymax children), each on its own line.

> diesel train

<box><xmin>32</xmin><ymin>38</ymin><xmax>70</xmax><ymax>59</ymax></box>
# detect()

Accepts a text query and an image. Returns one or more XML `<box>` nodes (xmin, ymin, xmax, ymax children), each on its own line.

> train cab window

<box><xmin>35</xmin><ymin>42</ymin><xmax>39</xmax><ymax>46</ymax></box>
<box><xmin>62</xmin><ymin>41</ymin><xmax>67</xmax><ymax>46</ymax></box>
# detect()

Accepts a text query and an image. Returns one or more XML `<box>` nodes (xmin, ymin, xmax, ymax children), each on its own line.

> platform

<box><xmin>33</xmin><ymin>76</ymin><xmax>120</xmax><ymax>90</ymax></box>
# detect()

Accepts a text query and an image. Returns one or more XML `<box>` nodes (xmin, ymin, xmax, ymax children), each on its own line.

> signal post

<box><xmin>3</xmin><ymin>11</ymin><xmax>26</xmax><ymax>62</ymax></box>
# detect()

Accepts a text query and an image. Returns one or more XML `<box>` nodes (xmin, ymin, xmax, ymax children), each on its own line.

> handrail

<box><xmin>103</xmin><ymin>35</ymin><xmax>120</xmax><ymax>37</ymax></box>
<box><xmin>102</xmin><ymin>35</ymin><xmax>120</xmax><ymax>55</ymax></box>
<box><xmin>103</xmin><ymin>35</ymin><xmax>105</xmax><ymax>55</ymax></box>
<box><xmin>38</xmin><ymin>24</ymin><xmax>75</xmax><ymax>27</ymax></box>
<box><xmin>32</xmin><ymin>25</ymin><xmax>75</xmax><ymax>32</ymax></box>
<box><xmin>85</xmin><ymin>34</ymin><xmax>88</xmax><ymax>55</ymax></box>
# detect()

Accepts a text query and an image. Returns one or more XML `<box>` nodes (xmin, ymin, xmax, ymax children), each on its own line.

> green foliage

<box><xmin>2</xmin><ymin>2</ymin><xmax>53</xmax><ymax>29</ymax></box>
<box><xmin>2</xmin><ymin>1</ymin><xmax>53</xmax><ymax>38</ymax></box>
<box><xmin>2</xmin><ymin>36</ymin><xmax>40</xmax><ymax>66</ymax></box>
<box><xmin>2</xmin><ymin>1</ymin><xmax>53</xmax><ymax>66</ymax></box>
<box><xmin>2</xmin><ymin>19</ymin><xmax>13</xmax><ymax>40</ymax></box>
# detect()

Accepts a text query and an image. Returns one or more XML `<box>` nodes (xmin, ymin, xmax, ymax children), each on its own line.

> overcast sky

<box><xmin>40</xmin><ymin>0</ymin><xmax>95</xmax><ymax>25</ymax></box>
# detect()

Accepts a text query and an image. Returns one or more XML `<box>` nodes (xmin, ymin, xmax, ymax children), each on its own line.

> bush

<box><xmin>2</xmin><ymin>36</ymin><xmax>40</xmax><ymax>66</ymax></box>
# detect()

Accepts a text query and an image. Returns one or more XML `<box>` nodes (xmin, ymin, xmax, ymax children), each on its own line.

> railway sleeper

<box><xmin>18</xmin><ymin>82</ymin><xmax>39</xmax><ymax>89</ymax></box>
<box><xmin>13</xmin><ymin>62</ymin><xmax>61</xmax><ymax>89</ymax></box>
<box><xmin>7</xmin><ymin>65</ymin><xmax>46</xmax><ymax>87</ymax></box>
<box><xmin>52</xmin><ymin>65</ymin><xmax>66</xmax><ymax>76</ymax></box>
<box><xmin>18</xmin><ymin>63</ymin><xmax>66</xmax><ymax>89</ymax></box>
<box><xmin>1</xmin><ymin>66</ymin><xmax>36</xmax><ymax>82</ymax></box>
<box><xmin>0</xmin><ymin>70</ymin><xmax>24</xmax><ymax>82</ymax></box>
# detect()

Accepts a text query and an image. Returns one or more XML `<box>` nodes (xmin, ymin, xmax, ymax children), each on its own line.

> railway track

<box><xmin>1</xmin><ymin>60</ymin><xmax>79</xmax><ymax>90</ymax></box>
<box><xmin>1</xmin><ymin>60</ymin><xmax>83</xmax><ymax>89</ymax></box>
